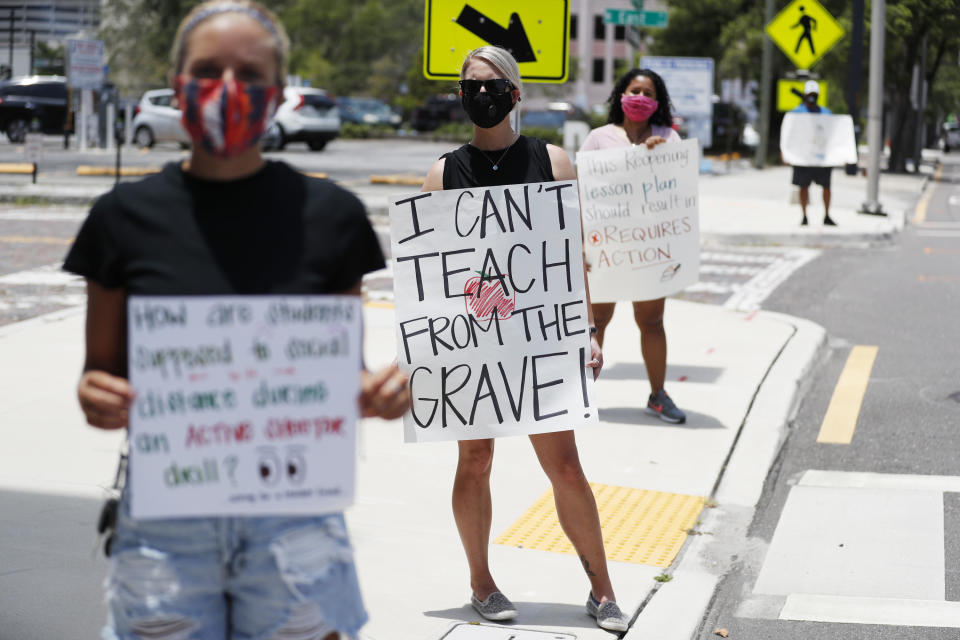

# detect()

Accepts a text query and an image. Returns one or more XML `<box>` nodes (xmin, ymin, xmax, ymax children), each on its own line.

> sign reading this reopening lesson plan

<box><xmin>390</xmin><ymin>181</ymin><xmax>598</xmax><ymax>443</ymax></box>
<box><xmin>127</xmin><ymin>295</ymin><xmax>361</xmax><ymax>519</ymax></box>
<box><xmin>577</xmin><ymin>138</ymin><xmax>701</xmax><ymax>303</ymax></box>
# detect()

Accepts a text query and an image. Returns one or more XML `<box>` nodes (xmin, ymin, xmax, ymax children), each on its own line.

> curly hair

<box><xmin>606</xmin><ymin>68</ymin><xmax>674</xmax><ymax>128</ymax></box>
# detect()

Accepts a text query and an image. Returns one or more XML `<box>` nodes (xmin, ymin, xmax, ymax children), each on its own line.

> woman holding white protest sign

<box><xmin>420</xmin><ymin>46</ymin><xmax>629</xmax><ymax>633</ymax></box>
<box><xmin>63</xmin><ymin>2</ymin><xmax>409</xmax><ymax>638</ymax></box>
<box><xmin>579</xmin><ymin>68</ymin><xmax>687</xmax><ymax>425</ymax></box>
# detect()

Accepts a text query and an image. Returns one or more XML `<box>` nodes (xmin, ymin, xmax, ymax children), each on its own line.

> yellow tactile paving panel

<box><xmin>495</xmin><ymin>483</ymin><xmax>705</xmax><ymax>568</ymax></box>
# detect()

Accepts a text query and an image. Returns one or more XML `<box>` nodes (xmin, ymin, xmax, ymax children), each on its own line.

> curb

<box><xmin>625</xmin><ymin>311</ymin><xmax>828</xmax><ymax>639</ymax></box>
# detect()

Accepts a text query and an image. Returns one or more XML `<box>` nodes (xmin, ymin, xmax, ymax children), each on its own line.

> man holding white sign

<box><xmin>577</xmin><ymin>67</ymin><xmax>700</xmax><ymax>425</ymax></box>
<box><xmin>781</xmin><ymin>80</ymin><xmax>857</xmax><ymax>226</ymax></box>
<box><xmin>409</xmin><ymin>46</ymin><xmax>629</xmax><ymax>633</ymax></box>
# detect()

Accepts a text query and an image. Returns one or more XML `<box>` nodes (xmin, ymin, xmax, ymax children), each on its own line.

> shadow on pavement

<box><xmin>423</xmin><ymin>601</ymin><xmax>597</xmax><ymax>629</ymax></box>
<box><xmin>600</xmin><ymin>362</ymin><xmax>723</xmax><ymax>384</ymax></box>
<box><xmin>599</xmin><ymin>406</ymin><xmax>728</xmax><ymax>429</ymax></box>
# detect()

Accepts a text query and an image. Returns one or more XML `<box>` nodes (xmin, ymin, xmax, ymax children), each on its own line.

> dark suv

<box><xmin>0</xmin><ymin>76</ymin><xmax>69</xmax><ymax>143</ymax></box>
<box><xmin>411</xmin><ymin>94</ymin><xmax>465</xmax><ymax>132</ymax></box>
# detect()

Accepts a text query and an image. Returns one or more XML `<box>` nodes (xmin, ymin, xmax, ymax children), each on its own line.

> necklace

<box><xmin>474</xmin><ymin>135</ymin><xmax>518</xmax><ymax>171</ymax></box>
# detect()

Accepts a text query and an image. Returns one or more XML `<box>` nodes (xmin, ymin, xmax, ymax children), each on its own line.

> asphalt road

<box><xmin>0</xmin><ymin>135</ymin><xmax>454</xmax><ymax>183</ymax></box>
<box><xmin>697</xmin><ymin>155</ymin><xmax>960</xmax><ymax>638</ymax></box>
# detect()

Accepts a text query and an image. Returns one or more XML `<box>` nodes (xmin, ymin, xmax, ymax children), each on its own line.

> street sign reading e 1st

<box><xmin>423</xmin><ymin>0</ymin><xmax>569</xmax><ymax>82</ymax></box>
<box><xmin>765</xmin><ymin>0</ymin><xmax>844</xmax><ymax>70</ymax></box>
<box><xmin>603</xmin><ymin>9</ymin><xmax>668</xmax><ymax>28</ymax></box>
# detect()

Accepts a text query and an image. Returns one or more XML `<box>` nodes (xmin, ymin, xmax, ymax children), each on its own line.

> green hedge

<box><xmin>340</xmin><ymin>123</ymin><xmax>399</xmax><ymax>139</ymax></box>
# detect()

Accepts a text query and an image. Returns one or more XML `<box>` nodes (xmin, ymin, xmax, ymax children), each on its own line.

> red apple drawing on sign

<box><xmin>464</xmin><ymin>270</ymin><xmax>516</xmax><ymax>319</ymax></box>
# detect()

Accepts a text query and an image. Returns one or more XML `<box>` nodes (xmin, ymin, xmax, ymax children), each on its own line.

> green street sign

<box><xmin>603</xmin><ymin>8</ymin><xmax>668</xmax><ymax>28</ymax></box>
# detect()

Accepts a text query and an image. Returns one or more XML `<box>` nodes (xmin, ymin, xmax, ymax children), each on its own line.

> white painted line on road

<box><xmin>700</xmin><ymin>251</ymin><xmax>780</xmax><ymax>264</ymax></box>
<box><xmin>723</xmin><ymin>248</ymin><xmax>819</xmax><ymax>312</ymax></box>
<box><xmin>699</xmin><ymin>264</ymin><xmax>764</xmax><ymax>276</ymax></box>
<box><xmin>799</xmin><ymin>469</ymin><xmax>960</xmax><ymax>492</ymax></box>
<box><xmin>780</xmin><ymin>594</ymin><xmax>960</xmax><ymax>627</ymax></box>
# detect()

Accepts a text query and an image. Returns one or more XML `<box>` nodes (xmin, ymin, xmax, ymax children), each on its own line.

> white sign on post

<box><xmin>127</xmin><ymin>295</ymin><xmax>362</xmax><ymax>519</ymax></box>
<box><xmin>66</xmin><ymin>39</ymin><xmax>105</xmax><ymax>89</ymax></box>
<box><xmin>389</xmin><ymin>181</ymin><xmax>598</xmax><ymax>443</ymax></box>
<box><xmin>780</xmin><ymin>113</ymin><xmax>858</xmax><ymax>167</ymax></box>
<box><xmin>23</xmin><ymin>133</ymin><xmax>43</xmax><ymax>163</ymax></box>
<box><xmin>577</xmin><ymin>139</ymin><xmax>701</xmax><ymax>303</ymax></box>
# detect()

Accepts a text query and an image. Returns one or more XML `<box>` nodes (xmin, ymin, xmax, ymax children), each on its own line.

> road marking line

<box><xmin>913</xmin><ymin>164</ymin><xmax>942</xmax><ymax>224</ymax></box>
<box><xmin>0</xmin><ymin>234</ymin><xmax>74</xmax><ymax>245</ymax></box>
<box><xmin>816</xmin><ymin>345</ymin><xmax>878</xmax><ymax>444</ymax></box>
<box><xmin>799</xmin><ymin>469</ymin><xmax>960</xmax><ymax>492</ymax></box>
<box><xmin>780</xmin><ymin>594</ymin><xmax>960</xmax><ymax>627</ymax></box>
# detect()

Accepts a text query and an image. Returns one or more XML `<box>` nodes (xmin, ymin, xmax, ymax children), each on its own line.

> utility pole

<box><xmin>28</xmin><ymin>29</ymin><xmax>33</xmax><ymax>75</ymax></box>
<box><xmin>7</xmin><ymin>9</ymin><xmax>12</xmax><ymax>72</ymax></box>
<box><xmin>754</xmin><ymin>0</ymin><xmax>775</xmax><ymax>168</ymax></box>
<box><xmin>861</xmin><ymin>0</ymin><xmax>886</xmax><ymax>214</ymax></box>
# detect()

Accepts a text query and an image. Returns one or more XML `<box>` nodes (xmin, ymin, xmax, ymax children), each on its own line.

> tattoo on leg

<box><xmin>580</xmin><ymin>554</ymin><xmax>598</xmax><ymax>577</ymax></box>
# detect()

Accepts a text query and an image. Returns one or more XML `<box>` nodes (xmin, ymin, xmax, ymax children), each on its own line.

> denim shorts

<box><xmin>102</xmin><ymin>490</ymin><xmax>368</xmax><ymax>640</ymax></box>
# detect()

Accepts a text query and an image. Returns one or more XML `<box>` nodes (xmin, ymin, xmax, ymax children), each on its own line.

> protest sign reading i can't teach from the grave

<box><xmin>389</xmin><ymin>181</ymin><xmax>598</xmax><ymax>443</ymax></box>
<box><xmin>127</xmin><ymin>295</ymin><xmax>361</xmax><ymax>519</ymax></box>
<box><xmin>577</xmin><ymin>138</ymin><xmax>701</xmax><ymax>303</ymax></box>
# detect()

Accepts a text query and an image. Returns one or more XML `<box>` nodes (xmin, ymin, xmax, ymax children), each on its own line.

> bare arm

<box><xmin>77</xmin><ymin>280</ymin><xmax>133</xmax><ymax>429</ymax></box>
<box><xmin>341</xmin><ymin>281</ymin><xmax>411</xmax><ymax>420</ymax></box>
<box><xmin>549</xmin><ymin>143</ymin><xmax>604</xmax><ymax>379</ymax></box>
<box><xmin>422</xmin><ymin>158</ymin><xmax>445</xmax><ymax>192</ymax></box>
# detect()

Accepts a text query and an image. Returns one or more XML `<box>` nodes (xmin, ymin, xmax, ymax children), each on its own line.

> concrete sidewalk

<box><xmin>0</xmin><ymin>158</ymin><xmax>931</xmax><ymax>638</ymax></box>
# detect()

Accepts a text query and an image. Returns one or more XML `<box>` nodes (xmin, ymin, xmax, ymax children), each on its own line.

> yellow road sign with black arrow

<box><xmin>423</xmin><ymin>0</ymin><xmax>570</xmax><ymax>82</ymax></box>
<box><xmin>765</xmin><ymin>0</ymin><xmax>844</xmax><ymax>70</ymax></box>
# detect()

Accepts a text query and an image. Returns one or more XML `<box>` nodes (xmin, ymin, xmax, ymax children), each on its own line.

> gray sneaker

<box><xmin>586</xmin><ymin>593</ymin><xmax>629</xmax><ymax>632</ymax></box>
<box><xmin>471</xmin><ymin>591</ymin><xmax>518</xmax><ymax>621</ymax></box>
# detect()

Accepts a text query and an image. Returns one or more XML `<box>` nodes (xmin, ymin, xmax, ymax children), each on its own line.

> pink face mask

<box><xmin>621</xmin><ymin>94</ymin><xmax>659</xmax><ymax>122</ymax></box>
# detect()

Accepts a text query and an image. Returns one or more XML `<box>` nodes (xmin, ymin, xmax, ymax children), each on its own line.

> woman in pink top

<box><xmin>579</xmin><ymin>68</ymin><xmax>686</xmax><ymax>424</ymax></box>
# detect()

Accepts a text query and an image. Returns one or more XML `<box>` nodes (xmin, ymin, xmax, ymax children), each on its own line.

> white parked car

<box><xmin>131</xmin><ymin>88</ymin><xmax>190</xmax><ymax>148</ymax></box>
<box><xmin>262</xmin><ymin>87</ymin><xmax>340</xmax><ymax>151</ymax></box>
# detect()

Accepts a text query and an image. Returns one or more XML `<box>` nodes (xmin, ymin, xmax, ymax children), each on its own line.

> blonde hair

<box><xmin>170</xmin><ymin>0</ymin><xmax>290</xmax><ymax>85</ymax></box>
<box><xmin>460</xmin><ymin>46</ymin><xmax>523</xmax><ymax>95</ymax></box>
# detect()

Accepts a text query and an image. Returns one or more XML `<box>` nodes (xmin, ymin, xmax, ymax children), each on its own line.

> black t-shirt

<box><xmin>441</xmin><ymin>135</ymin><xmax>555</xmax><ymax>189</ymax></box>
<box><xmin>64</xmin><ymin>161</ymin><xmax>385</xmax><ymax>295</ymax></box>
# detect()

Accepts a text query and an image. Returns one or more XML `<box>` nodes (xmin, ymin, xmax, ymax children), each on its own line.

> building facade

<box><xmin>0</xmin><ymin>0</ymin><xmax>99</xmax><ymax>76</ymax></box>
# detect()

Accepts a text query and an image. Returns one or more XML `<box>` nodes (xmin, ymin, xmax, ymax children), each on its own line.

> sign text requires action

<box><xmin>577</xmin><ymin>138</ymin><xmax>701</xmax><ymax>302</ymax></box>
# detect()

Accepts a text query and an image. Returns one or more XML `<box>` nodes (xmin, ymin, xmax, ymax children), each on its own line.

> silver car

<box><xmin>263</xmin><ymin>87</ymin><xmax>340</xmax><ymax>151</ymax></box>
<box><xmin>131</xmin><ymin>88</ymin><xmax>190</xmax><ymax>148</ymax></box>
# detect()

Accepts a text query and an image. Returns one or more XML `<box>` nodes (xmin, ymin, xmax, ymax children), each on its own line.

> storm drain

<box><xmin>495</xmin><ymin>483</ymin><xmax>705</xmax><ymax>567</ymax></box>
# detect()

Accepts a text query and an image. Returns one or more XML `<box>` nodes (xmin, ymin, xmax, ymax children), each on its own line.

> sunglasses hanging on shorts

<box><xmin>459</xmin><ymin>79</ymin><xmax>514</xmax><ymax>95</ymax></box>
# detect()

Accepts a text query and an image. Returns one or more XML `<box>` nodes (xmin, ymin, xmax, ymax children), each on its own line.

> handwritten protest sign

<box><xmin>577</xmin><ymin>138</ymin><xmax>701</xmax><ymax>303</ymax></box>
<box><xmin>127</xmin><ymin>295</ymin><xmax>361</xmax><ymax>519</ymax></box>
<box><xmin>780</xmin><ymin>112</ymin><xmax>857</xmax><ymax>167</ymax></box>
<box><xmin>389</xmin><ymin>181</ymin><xmax>598</xmax><ymax>443</ymax></box>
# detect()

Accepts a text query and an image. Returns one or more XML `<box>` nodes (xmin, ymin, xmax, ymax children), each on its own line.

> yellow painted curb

<box><xmin>0</xmin><ymin>162</ymin><xmax>36</xmax><ymax>175</ymax></box>
<box><xmin>303</xmin><ymin>172</ymin><xmax>329</xmax><ymax>179</ymax></box>
<box><xmin>370</xmin><ymin>174</ymin><xmax>425</xmax><ymax>186</ymax></box>
<box><xmin>76</xmin><ymin>166</ymin><xmax>161</xmax><ymax>177</ymax></box>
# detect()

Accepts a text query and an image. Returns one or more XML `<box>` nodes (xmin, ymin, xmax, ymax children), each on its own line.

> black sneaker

<box><xmin>646</xmin><ymin>389</ymin><xmax>686</xmax><ymax>424</ymax></box>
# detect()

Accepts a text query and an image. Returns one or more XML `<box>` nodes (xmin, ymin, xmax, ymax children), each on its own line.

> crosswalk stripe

<box><xmin>816</xmin><ymin>346</ymin><xmax>879</xmax><ymax>444</ymax></box>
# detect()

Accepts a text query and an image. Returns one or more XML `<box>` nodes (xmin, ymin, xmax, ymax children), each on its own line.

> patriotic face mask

<box><xmin>176</xmin><ymin>76</ymin><xmax>278</xmax><ymax>157</ymax></box>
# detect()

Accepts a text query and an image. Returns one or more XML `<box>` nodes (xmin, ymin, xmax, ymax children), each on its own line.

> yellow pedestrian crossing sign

<box><xmin>423</xmin><ymin>0</ymin><xmax>569</xmax><ymax>82</ymax></box>
<box><xmin>765</xmin><ymin>0</ymin><xmax>844</xmax><ymax>70</ymax></box>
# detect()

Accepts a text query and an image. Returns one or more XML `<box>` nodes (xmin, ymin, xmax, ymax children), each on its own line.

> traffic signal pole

<box><xmin>861</xmin><ymin>0</ymin><xmax>886</xmax><ymax>214</ymax></box>
<box><xmin>754</xmin><ymin>0</ymin><xmax>775</xmax><ymax>168</ymax></box>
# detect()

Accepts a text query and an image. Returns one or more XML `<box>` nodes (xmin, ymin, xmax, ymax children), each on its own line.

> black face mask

<box><xmin>461</xmin><ymin>91</ymin><xmax>515</xmax><ymax>129</ymax></box>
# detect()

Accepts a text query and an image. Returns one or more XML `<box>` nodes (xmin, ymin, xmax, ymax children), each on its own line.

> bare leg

<box><xmin>591</xmin><ymin>302</ymin><xmax>615</xmax><ymax>348</ymax></box>
<box><xmin>823</xmin><ymin>187</ymin><xmax>836</xmax><ymax>224</ymax></box>
<box><xmin>633</xmin><ymin>298</ymin><xmax>666</xmax><ymax>394</ymax></box>
<box><xmin>529</xmin><ymin>430</ymin><xmax>616</xmax><ymax>602</ymax></box>
<box><xmin>452</xmin><ymin>438</ymin><xmax>499</xmax><ymax>599</ymax></box>
<box><xmin>799</xmin><ymin>185</ymin><xmax>810</xmax><ymax>224</ymax></box>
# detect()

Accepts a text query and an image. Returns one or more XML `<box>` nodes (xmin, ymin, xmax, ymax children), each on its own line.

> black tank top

<box><xmin>441</xmin><ymin>135</ymin><xmax>555</xmax><ymax>189</ymax></box>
